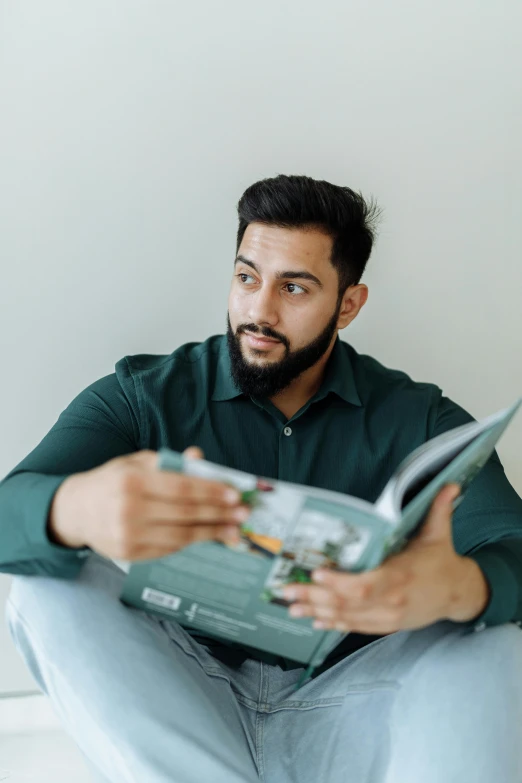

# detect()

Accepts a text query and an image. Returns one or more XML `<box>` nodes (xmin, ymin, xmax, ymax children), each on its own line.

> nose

<box><xmin>246</xmin><ymin>284</ymin><xmax>279</xmax><ymax>328</ymax></box>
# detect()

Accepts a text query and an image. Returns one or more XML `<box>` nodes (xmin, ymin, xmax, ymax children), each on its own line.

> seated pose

<box><xmin>3</xmin><ymin>174</ymin><xmax>522</xmax><ymax>783</ymax></box>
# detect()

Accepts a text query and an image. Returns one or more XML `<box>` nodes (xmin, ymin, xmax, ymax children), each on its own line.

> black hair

<box><xmin>236</xmin><ymin>174</ymin><xmax>382</xmax><ymax>296</ymax></box>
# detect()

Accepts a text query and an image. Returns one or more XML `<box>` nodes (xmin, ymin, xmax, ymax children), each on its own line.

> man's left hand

<box><xmin>282</xmin><ymin>484</ymin><xmax>490</xmax><ymax>633</ymax></box>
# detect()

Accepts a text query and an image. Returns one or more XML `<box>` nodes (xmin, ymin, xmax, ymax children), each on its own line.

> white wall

<box><xmin>1</xmin><ymin>0</ymin><xmax>521</xmax><ymax>693</ymax></box>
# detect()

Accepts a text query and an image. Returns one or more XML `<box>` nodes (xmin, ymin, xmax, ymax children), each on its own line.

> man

<box><xmin>2</xmin><ymin>174</ymin><xmax>522</xmax><ymax>782</ymax></box>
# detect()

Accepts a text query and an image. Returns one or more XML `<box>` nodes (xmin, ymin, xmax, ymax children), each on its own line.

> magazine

<box><xmin>118</xmin><ymin>397</ymin><xmax>521</xmax><ymax>687</ymax></box>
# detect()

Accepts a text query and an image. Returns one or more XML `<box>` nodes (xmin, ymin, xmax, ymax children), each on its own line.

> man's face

<box><xmin>227</xmin><ymin>223</ymin><xmax>344</xmax><ymax>398</ymax></box>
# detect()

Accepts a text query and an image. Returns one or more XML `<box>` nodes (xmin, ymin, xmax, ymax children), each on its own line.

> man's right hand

<box><xmin>47</xmin><ymin>447</ymin><xmax>250</xmax><ymax>561</ymax></box>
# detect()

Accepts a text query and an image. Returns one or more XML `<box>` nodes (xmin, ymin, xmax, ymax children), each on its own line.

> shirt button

<box><xmin>474</xmin><ymin>622</ymin><xmax>486</xmax><ymax>632</ymax></box>
<box><xmin>283</xmin><ymin>426</ymin><xmax>292</xmax><ymax>436</ymax></box>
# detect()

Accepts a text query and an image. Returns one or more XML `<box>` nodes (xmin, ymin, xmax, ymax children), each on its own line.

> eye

<box><xmin>285</xmin><ymin>283</ymin><xmax>306</xmax><ymax>295</ymax></box>
<box><xmin>237</xmin><ymin>273</ymin><xmax>255</xmax><ymax>284</ymax></box>
<box><xmin>236</xmin><ymin>273</ymin><xmax>307</xmax><ymax>296</ymax></box>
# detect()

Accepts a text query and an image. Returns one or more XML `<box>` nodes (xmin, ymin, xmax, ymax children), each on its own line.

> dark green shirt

<box><xmin>2</xmin><ymin>334</ymin><xmax>522</xmax><ymax>676</ymax></box>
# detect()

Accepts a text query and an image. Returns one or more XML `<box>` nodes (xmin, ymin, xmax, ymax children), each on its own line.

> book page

<box><xmin>375</xmin><ymin>398</ymin><xmax>521</xmax><ymax>521</ymax></box>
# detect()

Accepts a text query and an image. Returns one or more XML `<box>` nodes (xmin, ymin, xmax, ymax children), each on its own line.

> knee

<box><xmin>7</xmin><ymin>573</ymin><xmax>50</xmax><ymax>615</ymax></box>
<box><xmin>5</xmin><ymin>572</ymin><xmax>77</xmax><ymax>661</ymax></box>
<box><xmin>420</xmin><ymin>623</ymin><xmax>522</xmax><ymax>697</ymax></box>
<box><xmin>451</xmin><ymin>623</ymin><xmax>522</xmax><ymax>672</ymax></box>
<box><xmin>6</xmin><ymin>554</ymin><xmax>124</xmax><ymax>647</ymax></box>
<box><xmin>6</xmin><ymin>570</ymin><xmax>78</xmax><ymax>634</ymax></box>
<box><xmin>388</xmin><ymin>625</ymin><xmax>522</xmax><ymax>782</ymax></box>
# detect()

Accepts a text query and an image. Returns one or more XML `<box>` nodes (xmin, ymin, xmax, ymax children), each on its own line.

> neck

<box><xmin>269</xmin><ymin>340</ymin><xmax>336</xmax><ymax>419</ymax></box>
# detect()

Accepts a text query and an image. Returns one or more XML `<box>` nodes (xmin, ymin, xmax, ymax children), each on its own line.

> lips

<box><xmin>244</xmin><ymin>332</ymin><xmax>281</xmax><ymax>348</ymax></box>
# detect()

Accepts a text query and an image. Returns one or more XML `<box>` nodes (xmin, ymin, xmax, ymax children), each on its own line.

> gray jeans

<box><xmin>6</xmin><ymin>552</ymin><xmax>522</xmax><ymax>783</ymax></box>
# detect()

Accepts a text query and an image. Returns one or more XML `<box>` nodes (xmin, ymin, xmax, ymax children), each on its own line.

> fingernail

<box><xmin>234</xmin><ymin>507</ymin><xmax>250</xmax><ymax>521</ymax></box>
<box><xmin>225</xmin><ymin>489</ymin><xmax>241</xmax><ymax>503</ymax></box>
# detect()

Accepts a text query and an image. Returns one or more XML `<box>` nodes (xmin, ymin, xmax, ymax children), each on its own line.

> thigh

<box><xmin>385</xmin><ymin>621</ymin><xmax>522</xmax><ymax>783</ymax></box>
<box><xmin>6</xmin><ymin>553</ymin><xmax>260</xmax><ymax>783</ymax></box>
<box><xmin>260</xmin><ymin>636</ymin><xmax>399</xmax><ymax>783</ymax></box>
<box><xmin>260</xmin><ymin>621</ymin><xmax>522</xmax><ymax>783</ymax></box>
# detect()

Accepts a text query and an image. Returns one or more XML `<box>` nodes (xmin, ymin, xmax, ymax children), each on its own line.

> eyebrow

<box><xmin>234</xmin><ymin>255</ymin><xmax>324</xmax><ymax>288</ymax></box>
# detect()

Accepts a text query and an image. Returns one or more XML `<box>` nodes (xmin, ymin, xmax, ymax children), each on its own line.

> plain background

<box><xmin>1</xmin><ymin>0</ymin><xmax>521</xmax><ymax>694</ymax></box>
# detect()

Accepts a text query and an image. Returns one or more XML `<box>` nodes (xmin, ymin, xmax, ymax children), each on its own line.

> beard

<box><xmin>226</xmin><ymin>302</ymin><xmax>341</xmax><ymax>399</ymax></box>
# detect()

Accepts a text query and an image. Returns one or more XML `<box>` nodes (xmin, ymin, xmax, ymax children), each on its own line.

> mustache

<box><xmin>238</xmin><ymin>324</ymin><xmax>288</xmax><ymax>347</ymax></box>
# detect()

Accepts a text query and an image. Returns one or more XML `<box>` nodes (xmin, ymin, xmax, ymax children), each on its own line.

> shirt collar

<box><xmin>312</xmin><ymin>335</ymin><xmax>362</xmax><ymax>406</ymax></box>
<box><xmin>211</xmin><ymin>337</ymin><xmax>243</xmax><ymax>401</ymax></box>
<box><xmin>211</xmin><ymin>334</ymin><xmax>362</xmax><ymax>407</ymax></box>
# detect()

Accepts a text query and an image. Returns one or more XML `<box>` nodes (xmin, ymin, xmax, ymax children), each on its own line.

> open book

<box><xmin>118</xmin><ymin>397</ymin><xmax>521</xmax><ymax>687</ymax></box>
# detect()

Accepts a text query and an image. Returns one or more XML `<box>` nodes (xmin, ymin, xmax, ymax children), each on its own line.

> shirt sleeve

<box><xmin>0</xmin><ymin>358</ymin><xmax>141</xmax><ymax>578</ymax></box>
<box><xmin>431</xmin><ymin>395</ymin><xmax>522</xmax><ymax>628</ymax></box>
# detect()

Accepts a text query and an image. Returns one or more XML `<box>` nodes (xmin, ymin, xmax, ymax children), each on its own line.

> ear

<box><xmin>337</xmin><ymin>284</ymin><xmax>368</xmax><ymax>329</ymax></box>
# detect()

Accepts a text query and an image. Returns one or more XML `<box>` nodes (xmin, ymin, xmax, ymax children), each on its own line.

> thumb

<box><xmin>413</xmin><ymin>483</ymin><xmax>460</xmax><ymax>546</ymax></box>
<box><xmin>183</xmin><ymin>445</ymin><xmax>205</xmax><ymax>460</ymax></box>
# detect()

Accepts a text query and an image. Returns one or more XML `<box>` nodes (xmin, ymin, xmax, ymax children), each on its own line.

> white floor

<box><xmin>0</xmin><ymin>694</ymin><xmax>95</xmax><ymax>782</ymax></box>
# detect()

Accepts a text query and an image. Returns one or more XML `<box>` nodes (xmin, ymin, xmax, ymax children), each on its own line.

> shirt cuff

<box><xmin>466</xmin><ymin>547</ymin><xmax>520</xmax><ymax>630</ymax></box>
<box><xmin>21</xmin><ymin>473</ymin><xmax>91</xmax><ymax>575</ymax></box>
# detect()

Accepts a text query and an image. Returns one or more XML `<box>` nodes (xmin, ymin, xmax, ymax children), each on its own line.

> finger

<box><xmin>300</xmin><ymin>585</ymin><xmax>406</xmax><ymax>619</ymax></box>
<box><xmin>289</xmin><ymin>602</ymin><xmax>337</xmax><ymax>619</ymax></box>
<box><xmin>283</xmin><ymin>583</ymin><xmax>346</xmax><ymax>608</ymax></box>
<box><xmin>128</xmin><ymin>522</ymin><xmax>245</xmax><ymax>560</ymax></box>
<box><xmin>141</xmin><ymin>471</ymin><xmax>243</xmax><ymax>506</ymax></box>
<box><xmin>126</xmin><ymin>450</ymin><xmax>243</xmax><ymax>506</ymax></box>
<box><xmin>414</xmin><ymin>482</ymin><xmax>460</xmax><ymax>544</ymax></box>
<box><xmin>183</xmin><ymin>446</ymin><xmax>205</xmax><ymax>460</ymax></box>
<box><xmin>284</xmin><ymin>585</ymin><xmax>339</xmax><ymax>608</ymax></box>
<box><xmin>312</xmin><ymin>608</ymin><xmax>404</xmax><ymax>634</ymax></box>
<box><xmin>438</xmin><ymin>482</ymin><xmax>461</xmax><ymax>505</ymax></box>
<box><xmin>310</xmin><ymin>567</ymin><xmax>398</xmax><ymax>603</ymax></box>
<box><xmin>135</xmin><ymin>497</ymin><xmax>251</xmax><ymax>525</ymax></box>
<box><xmin>298</xmin><ymin>584</ymin><xmax>369</xmax><ymax>610</ymax></box>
